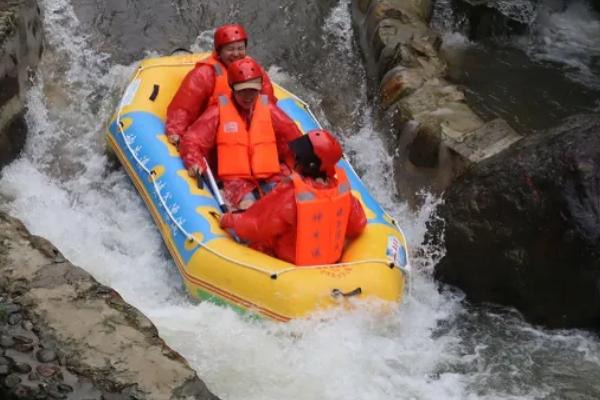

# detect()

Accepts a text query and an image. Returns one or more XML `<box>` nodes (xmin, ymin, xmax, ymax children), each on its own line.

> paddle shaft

<box><xmin>201</xmin><ymin>158</ymin><xmax>229</xmax><ymax>213</ymax></box>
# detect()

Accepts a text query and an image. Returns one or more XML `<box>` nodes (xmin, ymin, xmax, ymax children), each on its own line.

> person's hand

<box><xmin>187</xmin><ymin>163</ymin><xmax>204</xmax><ymax>177</ymax></box>
<box><xmin>219</xmin><ymin>212</ymin><xmax>233</xmax><ymax>229</ymax></box>
<box><xmin>168</xmin><ymin>134</ymin><xmax>180</xmax><ymax>147</ymax></box>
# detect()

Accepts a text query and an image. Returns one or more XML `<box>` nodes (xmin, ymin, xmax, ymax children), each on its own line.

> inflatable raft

<box><xmin>107</xmin><ymin>53</ymin><xmax>410</xmax><ymax>321</ymax></box>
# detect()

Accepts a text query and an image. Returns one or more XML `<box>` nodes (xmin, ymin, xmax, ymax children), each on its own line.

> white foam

<box><xmin>1</xmin><ymin>0</ymin><xmax>598</xmax><ymax>399</ymax></box>
<box><xmin>323</xmin><ymin>0</ymin><xmax>354</xmax><ymax>55</ymax></box>
<box><xmin>521</xmin><ymin>0</ymin><xmax>600</xmax><ymax>88</ymax></box>
<box><xmin>191</xmin><ymin>29</ymin><xmax>215</xmax><ymax>53</ymax></box>
<box><xmin>493</xmin><ymin>0</ymin><xmax>537</xmax><ymax>24</ymax></box>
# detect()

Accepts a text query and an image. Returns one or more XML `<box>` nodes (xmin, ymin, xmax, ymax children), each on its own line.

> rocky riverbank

<box><xmin>0</xmin><ymin>211</ymin><xmax>219</xmax><ymax>399</ymax></box>
<box><xmin>432</xmin><ymin>114</ymin><xmax>600</xmax><ymax>330</ymax></box>
<box><xmin>351</xmin><ymin>0</ymin><xmax>522</xmax><ymax>204</ymax></box>
<box><xmin>1</xmin><ymin>288</ymin><xmax>107</xmax><ymax>399</ymax></box>
<box><xmin>0</xmin><ymin>0</ymin><xmax>43</xmax><ymax>167</ymax></box>
<box><xmin>352</xmin><ymin>0</ymin><xmax>600</xmax><ymax>331</ymax></box>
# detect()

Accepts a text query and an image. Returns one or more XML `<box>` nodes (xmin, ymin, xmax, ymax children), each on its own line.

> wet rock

<box><xmin>0</xmin><ymin>210</ymin><xmax>220</xmax><ymax>398</ymax></box>
<box><xmin>361</xmin><ymin>0</ymin><xmax>443</xmax><ymax>78</ymax></box>
<box><xmin>13</xmin><ymin>362</ymin><xmax>31</xmax><ymax>373</ymax></box>
<box><xmin>2</xmin><ymin>303</ymin><xmax>21</xmax><ymax>314</ymax></box>
<box><xmin>57</xmin><ymin>383</ymin><xmax>73</xmax><ymax>393</ymax></box>
<box><xmin>101</xmin><ymin>393</ymin><xmax>135</xmax><ymax>400</ymax></box>
<box><xmin>0</xmin><ymin>355</ymin><xmax>13</xmax><ymax>366</ymax></box>
<box><xmin>433</xmin><ymin>114</ymin><xmax>600</xmax><ymax>329</ymax></box>
<box><xmin>21</xmin><ymin>320</ymin><xmax>33</xmax><ymax>330</ymax></box>
<box><xmin>13</xmin><ymin>335</ymin><xmax>33</xmax><ymax>344</ymax></box>
<box><xmin>55</xmin><ymin>349</ymin><xmax>67</xmax><ymax>366</ymax></box>
<box><xmin>389</xmin><ymin>80</ymin><xmax>487</xmax><ymax>196</ymax></box>
<box><xmin>4</xmin><ymin>373</ymin><xmax>22</xmax><ymax>387</ymax></box>
<box><xmin>9</xmin><ymin>280</ymin><xmax>29</xmax><ymax>296</ymax></box>
<box><xmin>0</xmin><ymin>335</ymin><xmax>15</xmax><ymax>347</ymax></box>
<box><xmin>28</xmin><ymin>236</ymin><xmax>64</xmax><ymax>264</ymax></box>
<box><xmin>357</xmin><ymin>0</ymin><xmax>371</xmax><ymax>13</ymax></box>
<box><xmin>8</xmin><ymin>312</ymin><xmax>23</xmax><ymax>325</ymax></box>
<box><xmin>451</xmin><ymin>0</ymin><xmax>534</xmax><ymax>39</ymax></box>
<box><xmin>14</xmin><ymin>342</ymin><xmax>33</xmax><ymax>352</ymax></box>
<box><xmin>12</xmin><ymin>384</ymin><xmax>33</xmax><ymax>399</ymax></box>
<box><xmin>352</xmin><ymin>0</ymin><xmax>522</xmax><ymax>204</ymax></box>
<box><xmin>36</xmin><ymin>348</ymin><xmax>57</xmax><ymax>363</ymax></box>
<box><xmin>36</xmin><ymin>364</ymin><xmax>60</xmax><ymax>378</ymax></box>
<box><xmin>48</xmin><ymin>388</ymin><xmax>67</xmax><ymax>399</ymax></box>
<box><xmin>0</xmin><ymin>0</ymin><xmax>43</xmax><ymax>168</ymax></box>
<box><xmin>380</xmin><ymin>66</ymin><xmax>426</xmax><ymax>107</ymax></box>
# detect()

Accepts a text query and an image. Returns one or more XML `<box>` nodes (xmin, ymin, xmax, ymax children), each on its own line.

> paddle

<box><xmin>195</xmin><ymin>159</ymin><xmax>251</xmax><ymax>244</ymax></box>
<box><xmin>198</xmin><ymin>157</ymin><xmax>229</xmax><ymax>213</ymax></box>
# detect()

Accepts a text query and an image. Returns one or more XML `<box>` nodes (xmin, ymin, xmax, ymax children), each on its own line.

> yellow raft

<box><xmin>107</xmin><ymin>53</ymin><xmax>410</xmax><ymax>321</ymax></box>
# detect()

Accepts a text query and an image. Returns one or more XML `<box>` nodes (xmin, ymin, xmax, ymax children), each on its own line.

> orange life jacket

<box><xmin>292</xmin><ymin>167</ymin><xmax>352</xmax><ymax>266</ymax></box>
<box><xmin>201</xmin><ymin>54</ymin><xmax>231</xmax><ymax>106</ymax></box>
<box><xmin>216</xmin><ymin>94</ymin><xmax>280</xmax><ymax>179</ymax></box>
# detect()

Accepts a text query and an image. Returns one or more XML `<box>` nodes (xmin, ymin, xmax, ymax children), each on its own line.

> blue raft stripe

<box><xmin>109</xmin><ymin>111</ymin><xmax>224</xmax><ymax>264</ymax></box>
<box><xmin>277</xmin><ymin>98</ymin><xmax>320</xmax><ymax>132</ymax></box>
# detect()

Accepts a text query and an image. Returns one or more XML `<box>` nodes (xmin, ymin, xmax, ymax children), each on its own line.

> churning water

<box><xmin>432</xmin><ymin>0</ymin><xmax>600</xmax><ymax>134</ymax></box>
<box><xmin>0</xmin><ymin>0</ymin><xmax>599</xmax><ymax>399</ymax></box>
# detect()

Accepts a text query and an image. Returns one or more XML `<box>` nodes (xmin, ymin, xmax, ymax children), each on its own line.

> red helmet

<box><xmin>289</xmin><ymin>129</ymin><xmax>343</xmax><ymax>176</ymax></box>
<box><xmin>227</xmin><ymin>57</ymin><xmax>263</xmax><ymax>87</ymax></box>
<box><xmin>308</xmin><ymin>129</ymin><xmax>343</xmax><ymax>173</ymax></box>
<box><xmin>214</xmin><ymin>24</ymin><xmax>248</xmax><ymax>51</ymax></box>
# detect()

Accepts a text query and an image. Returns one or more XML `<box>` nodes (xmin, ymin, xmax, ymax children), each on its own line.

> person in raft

<box><xmin>165</xmin><ymin>23</ymin><xmax>276</xmax><ymax>147</ymax></box>
<box><xmin>178</xmin><ymin>56</ymin><xmax>302</xmax><ymax>210</ymax></box>
<box><xmin>219</xmin><ymin>129</ymin><xmax>367</xmax><ymax>266</ymax></box>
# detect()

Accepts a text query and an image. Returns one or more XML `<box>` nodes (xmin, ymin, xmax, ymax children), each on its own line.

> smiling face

<box><xmin>218</xmin><ymin>40</ymin><xmax>247</xmax><ymax>67</ymax></box>
<box><xmin>233</xmin><ymin>88</ymin><xmax>260</xmax><ymax>111</ymax></box>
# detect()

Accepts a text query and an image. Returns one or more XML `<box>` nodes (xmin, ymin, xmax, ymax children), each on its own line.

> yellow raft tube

<box><xmin>107</xmin><ymin>53</ymin><xmax>410</xmax><ymax>321</ymax></box>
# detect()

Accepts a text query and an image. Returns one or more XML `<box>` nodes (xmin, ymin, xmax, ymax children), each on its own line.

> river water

<box><xmin>0</xmin><ymin>0</ymin><xmax>599</xmax><ymax>399</ymax></box>
<box><xmin>432</xmin><ymin>0</ymin><xmax>600</xmax><ymax>134</ymax></box>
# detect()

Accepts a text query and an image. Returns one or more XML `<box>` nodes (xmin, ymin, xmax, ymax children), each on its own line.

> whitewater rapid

<box><xmin>1</xmin><ymin>0</ymin><xmax>599</xmax><ymax>399</ymax></box>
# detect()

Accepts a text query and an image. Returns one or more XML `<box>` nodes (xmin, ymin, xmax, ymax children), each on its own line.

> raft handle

<box><xmin>149</xmin><ymin>84</ymin><xmax>160</xmax><ymax>101</ymax></box>
<box><xmin>170</xmin><ymin>47</ymin><xmax>193</xmax><ymax>55</ymax></box>
<box><xmin>331</xmin><ymin>287</ymin><xmax>362</xmax><ymax>298</ymax></box>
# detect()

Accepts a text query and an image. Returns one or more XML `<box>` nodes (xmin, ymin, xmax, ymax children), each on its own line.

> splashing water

<box><xmin>432</xmin><ymin>0</ymin><xmax>600</xmax><ymax>133</ymax></box>
<box><xmin>519</xmin><ymin>0</ymin><xmax>600</xmax><ymax>89</ymax></box>
<box><xmin>1</xmin><ymin>0</ymin><xmax>599</xmax><ymax>399</ymax></box>
<box><xmin>493</xmin><ymin>0</ymin><xmax>537</xmax><ymax>24</ymax></box>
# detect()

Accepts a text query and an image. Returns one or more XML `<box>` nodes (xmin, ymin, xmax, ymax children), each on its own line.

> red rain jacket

<box><xmin>220</xmin><ymin>175</ymin><xmax>367</xmax><ymax>265</ymax></box>
<box><xmin>165</xmin><ymin>54</ymin><xmax>276</xmax><ymax>141</ymax></box>
<box><xmin>179</xmin><ymin>101</ymin><xmax>302</xmax><ymax>206</ymax></box>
